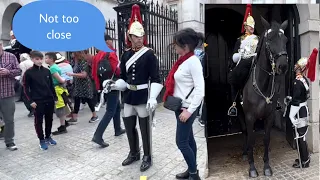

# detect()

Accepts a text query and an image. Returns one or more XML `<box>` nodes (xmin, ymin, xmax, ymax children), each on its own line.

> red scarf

<box><xmin>163</xmin><ymin>52</ymin><xmax>194</xmax><ymax>101</ymax></box>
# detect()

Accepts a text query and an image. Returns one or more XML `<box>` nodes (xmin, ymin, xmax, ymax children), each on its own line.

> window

<box><xmin>252</xmin><ymin>0</ymin><xmax>264</xmax><ymax>3</ymax></box>
<box><xmin>200</xmin><ymin>3</ymin><xmax>204</xmax><ymax>22</ymax></box>
<box><xmin>169</xmin><ymin>4</ymin><xmax>177</xmax><ymax>12</ymax></box>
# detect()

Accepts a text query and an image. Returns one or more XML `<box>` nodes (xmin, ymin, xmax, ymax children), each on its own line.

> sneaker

<box><xmin>6</xmin><ymin>143</ymin><xmax>18</xmax><ymax>151</ymax></box>
<box><xmin>92</xmin><ymin>138</ymin><xmax>109</xmax><ymax>148</ymax></box>
<box><xmin>45</xmin><ymin>137</ymin><xmax>57</xmax><ymax>145</ymax></box>
<box><xmin>39</xmin><ymin>140</ymin><xmax>48</xmax><ymax>150</ymax></box>
<box><xmin>89</xmin><ymin>116</ymin><xmax>99</xmax><ymax>123</ymax></box>
<box><xmin>52</xmin><ymin>126</ymin><xmax>67</xmax><ymax>135</ymax></box>
<box><xmin>67</xmin><ymin>118</ymin><xmax>78</xmax><ymax>125</ymax></box>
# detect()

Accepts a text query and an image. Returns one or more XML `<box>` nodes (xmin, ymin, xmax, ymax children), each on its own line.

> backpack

<box><xmin>97</xmin><ymin>53</ymin><xmax>112</xmax><ymax>82</ymax></box>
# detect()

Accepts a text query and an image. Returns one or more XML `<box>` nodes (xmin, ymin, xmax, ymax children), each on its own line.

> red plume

<box><xmin>241</xmin><ymin>4</ymin><xmax>252</xmax><ymax>33</ymax></box>
<box><xmin>125</xmin><ymin>4</ymin><xmax>148</xmax><ymax>47</ymax></box>
<box><xmin>306</xmin><ymin>48</ymin><xmax>318</xmax><ymax>82</ymax></box>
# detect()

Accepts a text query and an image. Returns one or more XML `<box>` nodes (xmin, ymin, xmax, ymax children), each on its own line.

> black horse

<box><xmin>236</xmin><ymin>17</ymin><xmax>289</xmax><ymax>178</ymax></box>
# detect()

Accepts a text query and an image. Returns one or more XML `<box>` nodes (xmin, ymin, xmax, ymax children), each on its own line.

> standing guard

<box><xmin>112</xmin><ymin>4</ymin><xmax>163</xmax><ymax>172</ymax></box>
<box><xmin>287</xmin><ymin>48</ymin><xmax>318</xmax><ymax>168</ymax></box>
<box><xmin>228</xmin><ymin>4</ymin><xmax>259</xmax><ymax>116</ymax></box>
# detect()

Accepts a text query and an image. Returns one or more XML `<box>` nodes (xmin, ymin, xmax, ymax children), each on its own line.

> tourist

<box><xmin>163</xmin><ymin>28</ymin><xmax>205</xmax><ymax>180</ymax></box>
<box><xmin>66</xmin><ymin>51</ymin><xmax>98</xmax><ymax>124</ymax></box>
<box><xmin>23</xmin><ymin>51</ymin><xmax>57</xmax><ymax>150</ymax></box>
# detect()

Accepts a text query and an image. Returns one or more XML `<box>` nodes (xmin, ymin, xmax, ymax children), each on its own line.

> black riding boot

<box><xmin>228</xmin><ymin>85</ymin><xmax>238</xmax><ymax>116</ymax></box>
<box><xmin>122</xmin><ymin>116</ymin><xmax>140</xmax><ymax>166</ymax></box>
<box><xmin>293</xmin><ymin>126</ymin><xmax>310</xmax><ymax>168</ymax></box>
<box><xmin>138</xmin><ymin>116</ymin><xmax>152</xmax><ymax>172</ymax></box>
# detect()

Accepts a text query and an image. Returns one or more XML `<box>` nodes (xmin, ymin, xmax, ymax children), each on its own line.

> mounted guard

<box><xmin>286</xmin><ymin>48</ymin><xmax>318</xmax><ymax>168</ymax></box>
<box><xmin>112</xmin><ymin>4</ymin><xmax>163</xmax><ymax>172</ymax></box>
<box><xmin>228</xmin><ymin>4</ymin><xmax>259</xmax><ymax>116</ymax></box>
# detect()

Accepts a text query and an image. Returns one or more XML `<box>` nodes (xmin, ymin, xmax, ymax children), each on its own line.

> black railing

<box><xmin>66</xmin><ymin>19</ymin><xmax>117</xmax><ymax>60</ymax></box>
<box><xmin>114</xmin><ymin>0</ymin><xmax>178</xmax><ymax>85</ymax></box>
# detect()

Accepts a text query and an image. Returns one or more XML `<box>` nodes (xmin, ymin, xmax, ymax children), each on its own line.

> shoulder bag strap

<box><xmin>185</xmin><ymin>87</ymin><xmax>194</xmax><ymax>99</ymax></box>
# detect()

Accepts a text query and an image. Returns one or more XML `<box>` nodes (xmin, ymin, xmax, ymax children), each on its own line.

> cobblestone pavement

<box><xmin>0</xmin><ymin>102</ymin><xmax>207</xmax><ymax>180</ymax></box>
<box><xmin>207</xmin><ymin>129</ymin><xmax>319</xmax><ymax>180</ymax></box>
<box><xmin>1</xmin><ymin>102</ymin><xmax>319</xmax><ymax>180</ymax></box>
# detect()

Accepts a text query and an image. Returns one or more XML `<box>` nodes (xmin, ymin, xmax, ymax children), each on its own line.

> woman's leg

<box><xmin>86</xmin><ymin>98</ymin><xmax>99</xmax><ymax>123</ymax></box>
<box><xmin>68</xmin><ymin>97</ymin><xmax>80</xmax><ymax>124</ymax></box>
<box><xmin>175</xmin><ymin>110</ymin><xmax>198</xmax><ymax>173</ymax></box>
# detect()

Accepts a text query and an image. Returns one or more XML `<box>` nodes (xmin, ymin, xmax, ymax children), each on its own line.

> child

<box><xmin>23</xmin><ymin>51</ymin><xmax>57</xmax><ymax>150</ymax></box>
<box><xmin>44</xmin><ymin>52</ymin><xmax>70</xmax><ymax>135</ymax></box>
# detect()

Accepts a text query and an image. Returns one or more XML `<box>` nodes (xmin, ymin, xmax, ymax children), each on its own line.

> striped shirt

<box><xmin>0</xmin><ymin>52</ymin><xmax>21</xmax><ymax>98</ymax></box>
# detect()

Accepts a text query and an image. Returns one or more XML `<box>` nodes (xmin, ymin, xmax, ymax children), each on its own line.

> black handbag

<box><xmin>163</xmin><ymin>88</ymin><xmax>194</xmax><ymax>112</ymax></box>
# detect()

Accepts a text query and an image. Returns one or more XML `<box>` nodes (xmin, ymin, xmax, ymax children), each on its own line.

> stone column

<box><xmin>297</xmin><ymin>4</ymin><xmax>319</xmax><ymax>153</ymax></box>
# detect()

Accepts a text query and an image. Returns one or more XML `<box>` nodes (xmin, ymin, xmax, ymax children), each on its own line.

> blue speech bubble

<box><xmin>12</xmin><ymin>0</ymin><xmax>112</xmax><ymax>52</ymax></box>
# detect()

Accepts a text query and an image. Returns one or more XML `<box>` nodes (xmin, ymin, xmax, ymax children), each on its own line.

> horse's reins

<box><xmin>252</xmin><ymin>29</ymin><xmax>287</xmax><ymax>104</ymax></box>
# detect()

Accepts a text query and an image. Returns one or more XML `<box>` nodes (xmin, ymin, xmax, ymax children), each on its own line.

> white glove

<box><xmin>146</xmin><ymin>98</ymin><xmax>158</xmax><ymax>112</ymax></box>
<box><xmin>232</xmin><ymin>53</ymin><xmax>241</xmax><ymax>63</ymax></box>
<box><xmin>289</xmin><ymin>105</ymin><xmax>300</xmax><ymax>126</ymax></box>
<box><xmin>112</xmin><ymin>79</ymin><xmax>127</xmax><ymax>91</ymax></box>
<box><xmin>146</xmin><ymin>83</ymin><xmax>163</xmax><ymax>111</ymax></box>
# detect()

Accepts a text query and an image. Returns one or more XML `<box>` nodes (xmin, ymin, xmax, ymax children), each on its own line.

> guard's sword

<box><xmin>147</xmin><ymin>81</ymin><xmax>154</xmax><ymax>165</ymax></box>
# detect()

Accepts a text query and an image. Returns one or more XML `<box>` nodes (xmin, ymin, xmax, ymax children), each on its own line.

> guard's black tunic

<box><xmin>291</xmin><ymin>76</ymin><xmax>309</xmax><ymax>118</ymax></box>
<box><xmin>120</xmin><ymin>48</ymin><xmax>161</xmax><ymax>105</ymax></box>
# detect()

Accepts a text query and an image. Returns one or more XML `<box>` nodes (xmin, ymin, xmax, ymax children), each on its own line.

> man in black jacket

<box><xmin>23</xmin><ymin>51</ymin><xmax>57</xmax><ymax>150</ymax></box>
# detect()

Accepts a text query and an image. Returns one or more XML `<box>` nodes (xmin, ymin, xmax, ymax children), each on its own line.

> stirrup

<box><xmin>228</xmin><ymin>102</ymin><xmax>238</xmax><ymax>116</ymax></box>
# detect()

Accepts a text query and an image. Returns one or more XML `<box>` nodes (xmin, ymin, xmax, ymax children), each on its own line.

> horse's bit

<box><xmin>252</xmin><ymin>29</ymin><xmax>287</xmax><ymax>104</ymax></box>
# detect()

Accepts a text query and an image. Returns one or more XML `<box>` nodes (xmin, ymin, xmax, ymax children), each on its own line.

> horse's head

<box><xmin>261</xmin><ymin>17</ymin><xmax>288</xmax><ymax>75</ymax></box>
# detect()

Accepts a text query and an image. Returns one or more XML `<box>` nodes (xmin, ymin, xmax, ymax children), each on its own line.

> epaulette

<box><xmin>240</xmin><ymin>35</ymin><xmax>246</xmax><ymax>40</ymax></box>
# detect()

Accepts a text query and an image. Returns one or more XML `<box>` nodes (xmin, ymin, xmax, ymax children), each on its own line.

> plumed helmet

<box><xmin>295</xmin><ymin>48</ymin><xmax>318</xmax><ymax>82</ymax></box>
<box><xmin>126</xmin><ymin>4</ymin><xmax>148</xmax><ymax>47</ymax></box>
<box><xmin>242</xmin><ymin>4</ymin><xmax>255</xmax><ymax>33</ymax></box>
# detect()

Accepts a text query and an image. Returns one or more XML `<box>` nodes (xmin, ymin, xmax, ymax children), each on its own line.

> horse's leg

<box><xmin>237</xmin><ymin>101</ymin><xmax>248</xmax><ymax>161</ymax></box>
<box><xmin>246</xmin><ymin>115</ymin><xmax>258</xmax><ymax>178</ymax></box>
<box><xmin>263</xmin><ymin>113</ymin><xmax>274</xmax><ymax>176</ymax></box>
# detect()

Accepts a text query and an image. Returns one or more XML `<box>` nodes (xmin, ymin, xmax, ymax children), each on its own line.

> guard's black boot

<box><xmin>139</xmin><ymin>117</ymin><xmax>152</xmax><ymax>172</ymax></box>
<box><xmin>122</xmin><ymin>116</ymin><xmax>140</xmax><ymax>166</ymax></box>
<box><xmin>188</xmin><ymin>171</ymin><xmax>201</xmax><ymax>180</ymax></box>
<box><xmin>293</xmin><ymin>126</ymin><xmax>310</xmax><ymax>168</ymax></box>
<box><xmin>292</xmin><ymin>159</ymin><xmax>310</xmax><ymax>168</ymax></box>
<box><xmin>176</xmin><ymin>170</ymin><xmax>189</xmax><ymax>179</ymax></box>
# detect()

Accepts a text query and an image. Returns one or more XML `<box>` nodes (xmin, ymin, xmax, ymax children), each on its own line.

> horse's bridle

<box><xmin>252</xmin><ymin>29</ymin><xmax>288</xmax><ymax>104</ymax></box>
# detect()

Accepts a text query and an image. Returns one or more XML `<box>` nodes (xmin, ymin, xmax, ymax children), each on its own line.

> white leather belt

<box><xmin>299</xmin><ymin>102</ymin><xmax>307</xmax><ymax>107</ymax></box>
<box><xmin>126</xmin><ymin>84</ymin><xmax>148</xmax><ymax>91</ymax></box>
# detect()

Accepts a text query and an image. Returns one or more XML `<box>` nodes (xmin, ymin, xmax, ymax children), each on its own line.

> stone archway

<box><xmin>1</xmin><ymin>3</ymin><xmax>22</xmax><ymax>42</ymax></box>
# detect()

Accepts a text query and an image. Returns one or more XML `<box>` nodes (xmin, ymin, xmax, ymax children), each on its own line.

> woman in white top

<box><xmin>163</xmin><ymin>28</ymin><xmax>205</xmax><ymax>180</ymax></box>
